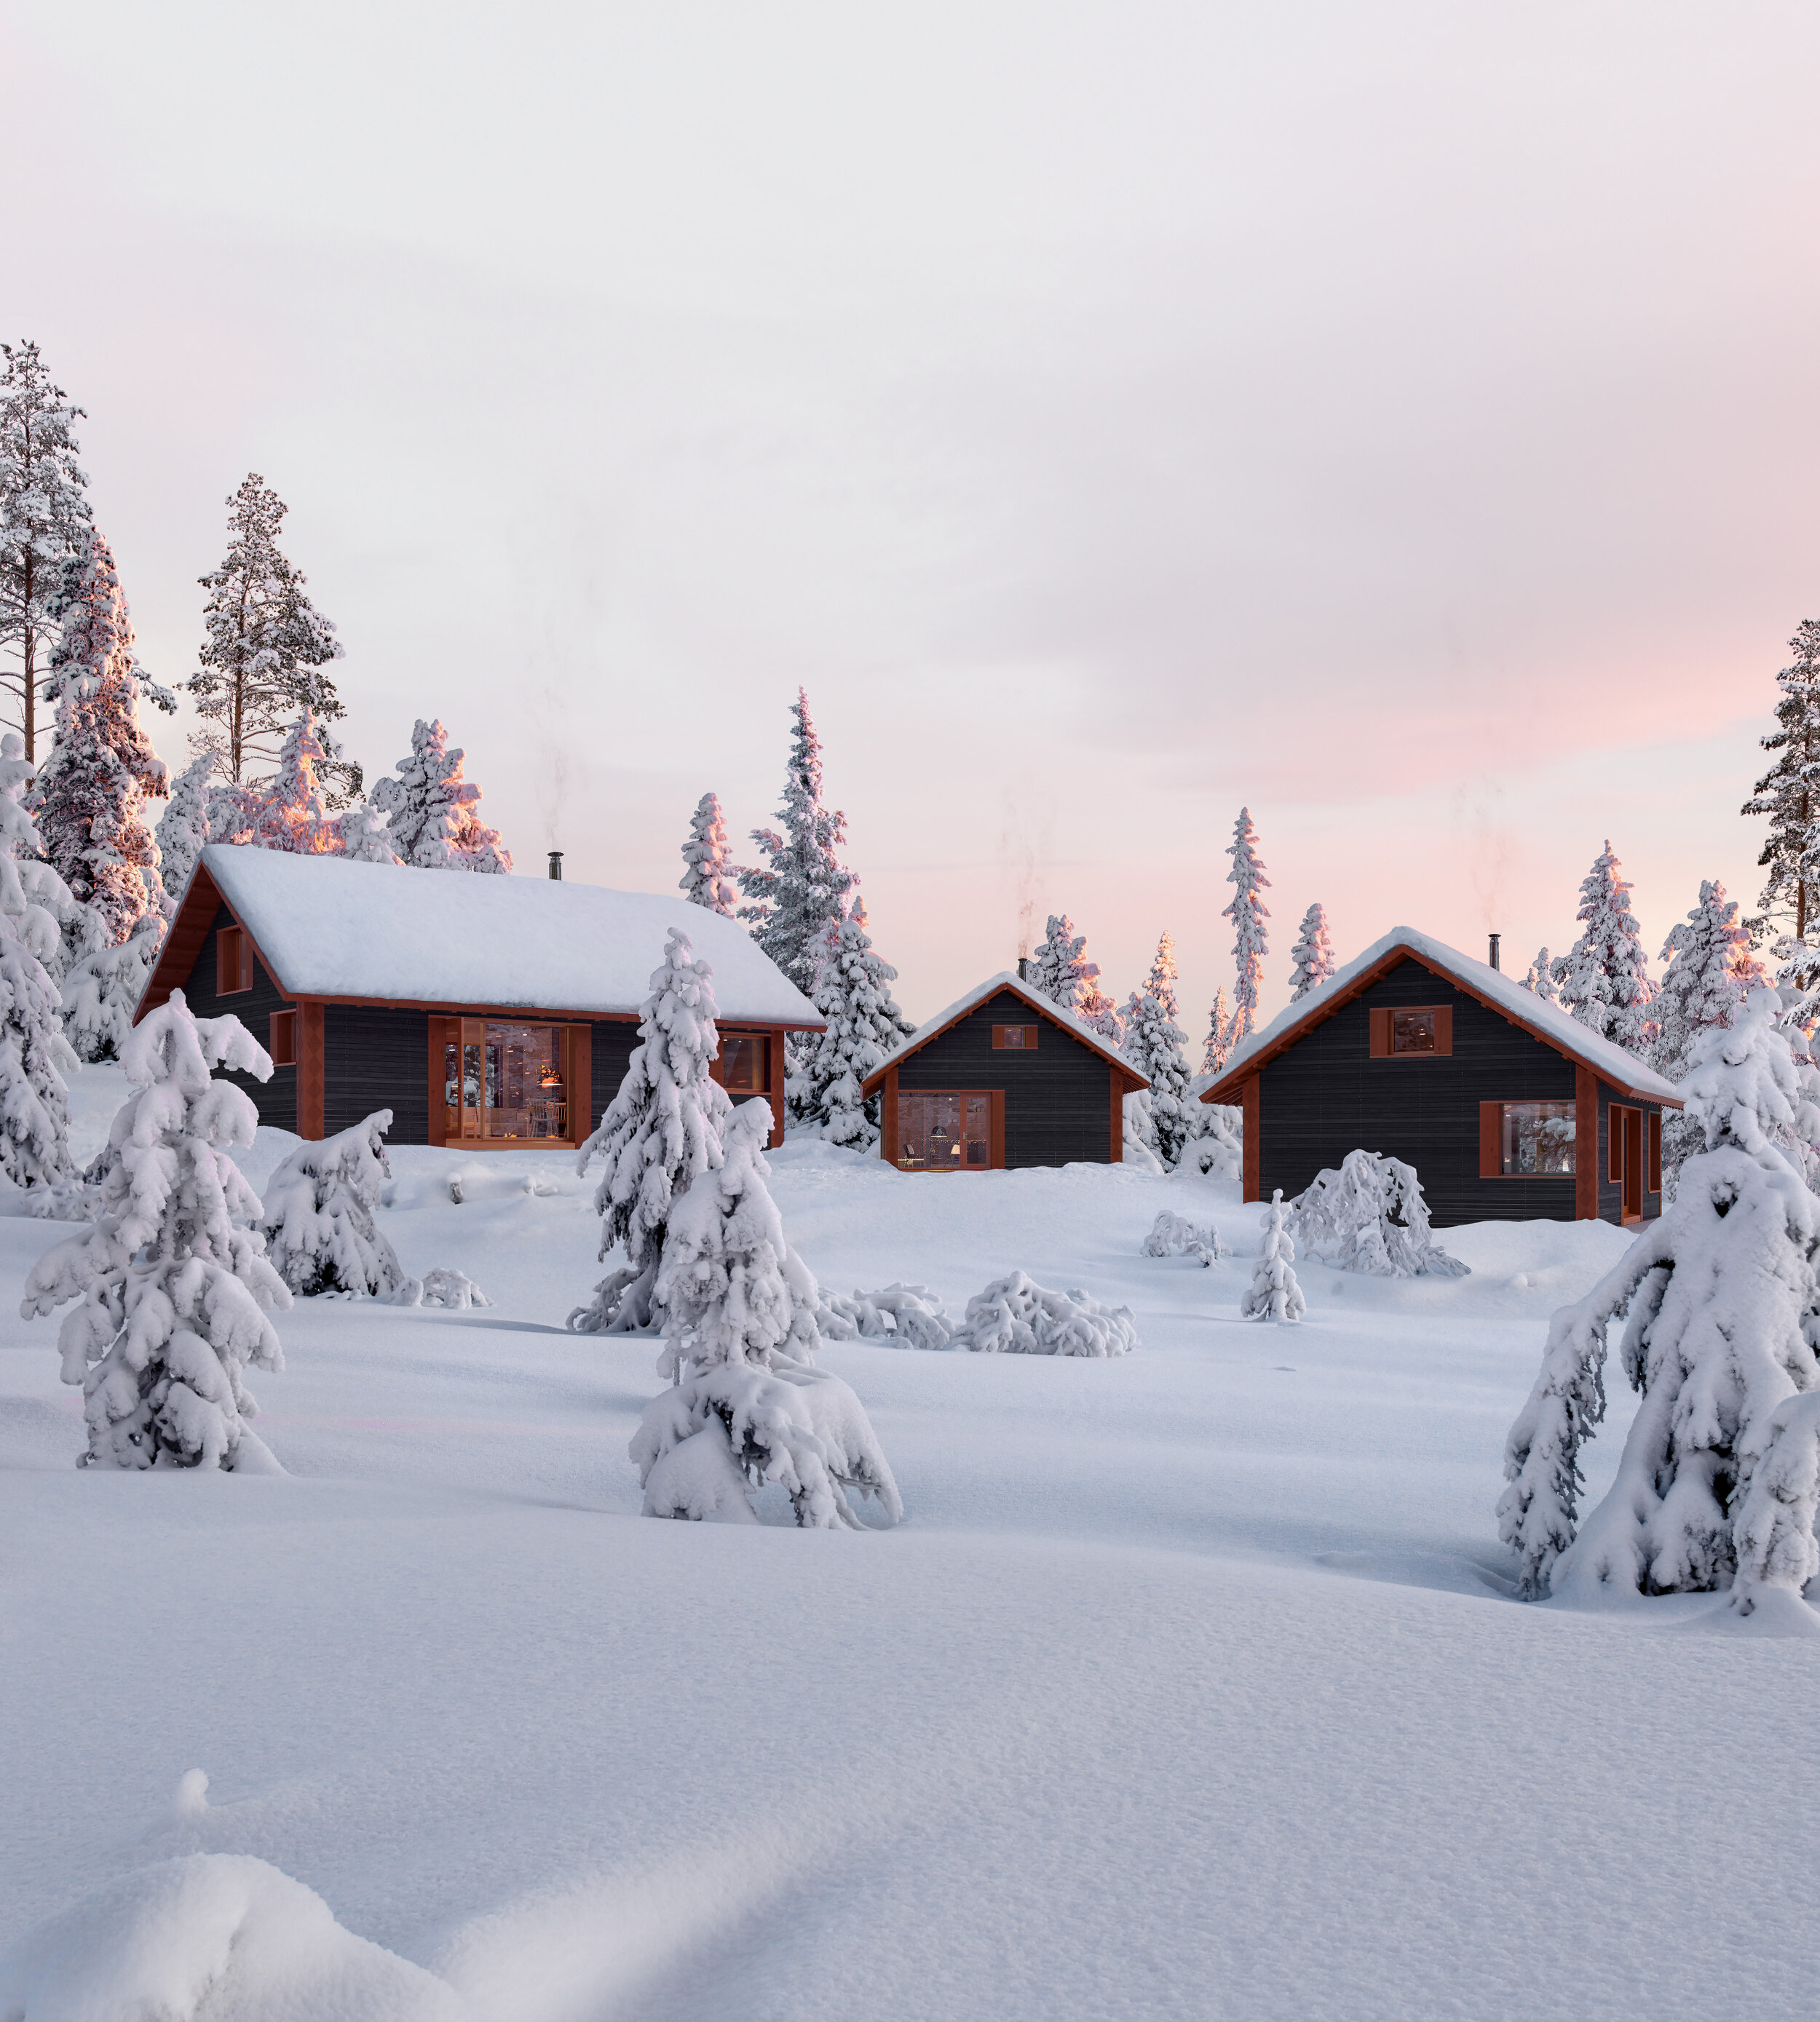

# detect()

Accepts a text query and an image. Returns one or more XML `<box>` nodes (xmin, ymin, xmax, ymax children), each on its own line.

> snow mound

<box><xmin>389</xmin><ymin>1269</ymin><xmax>491</xmax><ymax>1310</ymax></box>
<box><xmin>818</xmin><ymin>1282</ymin><xmax>954</xmax><ymax>1350</ymax></box>
<box><xmin>0</xmin><ymin>1855</ymin><xmax>465</xmax><ymax>2021</ymax></box>
<box><xmin>1291</xmin><ymin>1149</ymin><xmax>1468</xmax><ymax>1280</ymax></box>
<box><xmin>1141</xmin><ymin>1210</ymin><xmax>1225</xmax><ymax>1264</ymax></box>
<box><xmin>949</xmin><ymin>1271</ymin><xmax>1139</xmax><ymax>1357</ymax></box>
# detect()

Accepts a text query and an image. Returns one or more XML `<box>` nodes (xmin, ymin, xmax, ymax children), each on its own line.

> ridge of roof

<box><xmin>1203</xmin><ymin>925</ymin><xmax>1682</xmax><ymax>1106</ymax></box>
<box><xmin>861</xmin><ymin>970</ymin><xmax>1150</xmax><ymax>1093</ymax></box>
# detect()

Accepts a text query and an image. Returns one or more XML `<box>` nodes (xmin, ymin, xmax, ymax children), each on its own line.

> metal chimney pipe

<box><xmin>547</xmin><ymin>850</ymin><xmax>563</xmax><ymax>881</ymax></box>
<box><xmin>1487</xmin><ymin>932</ymin><xmax>1500</xmax><ymax>972</ymax></box>
<box><xmin>1016</xmin><ymin>956</ymin><xmax>1029</xmax><ymax>981</ymax></box>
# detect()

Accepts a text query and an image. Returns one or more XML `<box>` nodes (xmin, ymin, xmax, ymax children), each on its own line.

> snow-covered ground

<box><xmin>4</xmin><ymin>1067</ymin><xmax>1817</xmax><ymax>2020</ymax></box>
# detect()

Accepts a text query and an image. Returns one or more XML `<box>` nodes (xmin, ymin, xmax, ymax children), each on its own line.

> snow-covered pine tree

<box><xmin>31</xmin><ymin>530</ymin><xmax>173</xmax><ymax>975</ymax></box>
<box><xmin>0</xmin><ymin>341</ymin><xmax>92</xmax><ymax>759</ymax></box>
<box><xmin>212</xmin><ymin>708</ymin><xmax>341</xmax><ymax>855</ymax></box>
<box><xmin>1287</xmin><ymin>903</ymin><xmax>1334</xmax><ymax>1000</ymax></box>
<box><xmin>0</xmin><ymin>733</ymin><xmax>77</xmax><ymax>1183</ymax></box>
<box><xmin>567</xmin><ymin>926</ymin><xmax>732</xmax><ymax>1333</ymax></box>
<box><xmin>260</xmin><ymin>1110</ymin><xmax>403</xmax><ymax>1298</ymax></box>
<box><xmin>189</xmin><ymin>476</ymin><xmax>352</xmax><ymax>794</ymax></box>
<box><xmin>368</xmin><ymin>717</ymin><xmax>510</xmax><ymax>872</ymax></box>
<box><xmin>333</xmin><ymin>798</ymin><xmax>400</xmax><ymax>865</ymax></box>
<box><xmin>1291</xmin><ymin>1149</ymin><xmax>1468</xmax><ymax>1279</ymax></box>
<box><xmin>679</xmin><ymin>790</ymin><xmax>737</xmax><ymax>915</ymax></box>
<box><xmin>1653</xmin><ymin>879</ymin><xmax>1763</xmax><ymax>1193</ymax></box>
<box><xmin>1522</xmin><ymin>947</ymin><xmax>1556</xmax><ymax>1003</ymax></box>
<box><xmin>1201</xmin><ymin>986</ymin><xmax>1233</xmax><ymax>1076</ymax></box>
<box><xmin>1029</xmin><ymin>913</ymin><xmax>1101</xmax><ymax>1015</ymax></box>
<box><xmin>1075</xmin><ymin>972</ymin><xmax>1124</xmax><ymax>1044</ymax></box>
<box><xmin>61</xmin><ymin>911</ymin><xmax>163</xmax><ymax>1064</ymax></box>
<box><xmin>1222</xmin><ymin>806</ymin><xmax>1270</xmax><ymax>1040</ymax></box>
<box><xmin>1551</xmin><ymin>841</ymin><xmax>1657</xmax><ymax>1052</ymax></box>
<box><xmin>792</xmin><ymin>900</ymin><xmax>916</xmax><ymax>1151</ymax></box>
<box><xmin>1123</xmin><ymin>932</ymin><xmax>1192</xmax><ymax>1167</ymax></box>
<box><xmin>157</xmin><ymin>754</ymin><xmax>215</xmax><ymax>901</ymax></box>
<box><xmin>630</xmin><ymin>1098</ymin><xmax>902</xmax><ymax>1527</ymax></box>
<box><xmin>20</xmin><ymin>989</ymin><xmax>290</xmax><ymax>1470</ymax></box>
<box><xmin>1742</xmin><ymin>619</ymin><xmax>1820</xmax><ymax>940</ymax></box>
<box><xmin>737</xmin><ymin>689</ymin><xmax>856</xmax><ymax>999</ymax></box>
<box><xmin>1241</xmin><ymin>1190</ymin><xmax>1306</xmax><ymax>1323</ymax></box>
<box><xmin>1499</xmin><ymin>987</ymin><xmax>1820</xmax><ymax>1604</ymax></box>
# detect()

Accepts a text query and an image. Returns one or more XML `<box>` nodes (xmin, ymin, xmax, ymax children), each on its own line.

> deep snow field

<box><xmin>4</xmin><ymin>1068</ymin><xmax>1818</xmax><ymax>2021</ymax></box>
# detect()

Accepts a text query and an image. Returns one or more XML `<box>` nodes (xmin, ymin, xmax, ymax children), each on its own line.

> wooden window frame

<box><xmin>1607</xmin><ymin>1102</ymin><xmax>1647</xmax><ymax>1220</ymax></box>
<box><xmin>1647</xmin><ymin>1111</ymin><xmax>1662</xmax><ymax>1194</ymax></box>
<box><xmin>427</xmin><ymin>1017</ymin><xmax>592</xmax><ymax>1150</ymax></box>
<box><xmin>1608</xmin><ymin>1103</ymin><xmax>1629</xmax><ymax>1184</ymax></box>
<box><xmin>269</xmin><ymin>1010</ymin><xmax>296</xmax><ymax>1068</ymax></box>
<box><xmin>1478</xmin><ymin>1099</ymin><xmax>1577</xmax><ymax>1179</ymax></box>
<box><xmin>1368</xmin><ymin>1004</ymin><xmax>1452</xmax><ymax>1058</ymax></box>
<box><xmin>714</xmin><ymin>1029</ymin><xmax>771</xmax><ymax>1096</ymax></box>
<box><xmin>890</xmin><ymin>1087</ymin><xmax>1005</xmax><ymax>1173</ymax></box>
<box><xmin>216</xmin><ymin>924</ymin><xmax>252</xmax><ymax>996</ymax></box>
<box><xmin>992</xmin><ymin>1023</ymin><xmax>1039</xmax><ymax>1051</ymax></box>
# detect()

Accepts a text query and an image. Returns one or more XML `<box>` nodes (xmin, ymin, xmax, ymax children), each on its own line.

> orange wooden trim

<box><xmin>990</xmin><ymin>1090</ymin><xmax>1005</xmax><ymax>1170</ymax></box>
<box><xmin>570</xmin><ymin>1024</ymin><xmax>592</xmax><ymax>1146</ymax></box>
<box><xmin>861</xmin><ymin>978</ymin><xmax>1140</xmax><ymax>1095</ymax></box>
<box><xmin>886</xmin><ymin>1086</ymin><xmax>1002</xmax><ymax>1173</ymax></box>
<box><xmin>1479</xmin><ymin>1101</ymin><xmax>1500</xmax><ymax>1178</ymax></box>
<box><xmin>1434</xmin><ymin>1005</ymin><xmax>1452</xmax><ymax>1055</ymax></box>
<box><xmin>1575</xmin><ymin>1067</ymin><xmax>1598</xmax><ymax>1218</ymax></box>
<box><xmin>1369</xmin><ymin>1007</ymin><xmax>1390</xmax><ymax>1058</ymax></box>
<box><xmin>991</xmin><ymin>1023</ymin><xmax>1037</xmax><ymax>1050</ymax></box>
<box><xmin>297</xmin><ymin>1002</ymin><xmax>325</xmax><ymax>1140</ymax></box>
<box><xmin>427</xmin><ymin>1018</ymin><xmax>448</xmax><ymax>1146</ymax></box>
<box><xmin>767</xmin><ymin>1033</ymin><xmax>784</xmax><ymax>1149</ymax></box>
<box><xmin>1607</xmin><ymin>1103</ymin><xmax>1626</xmax><ymax>1184</ymax></box>
<box><xmin>1648</xmin><ymin>1110</ymin><xmax>1662</xmax><ymax>1194</ymax></box>
<box><xmin>1200</xmin><ymin>943</ymin><xmax>1682</xmax><ymax>1110</ymax></box>
<box><xmin>1375</xmin><ymin>1004</ymin><xmax>1452</xmax><ymax>1060</ymax></box>
<box><xmin>883</xmin><ymin>1064</ymin><xmax>899</xmax><ymax>1165</ymax></box>
<box><xmin>1110</xmin><ymin>1063</ymin><xmax>1123</xmax><ymax>1164</ymax></box>
<box><xmin>268</xmin><ymin>1010</ymin><xmax>296</xmax><ymax>1068</ymax></box>
<box><xmin>1241</xmin><ymin>1077</ymin><xmax>1260</xmax><ymax>1202</ymax></box>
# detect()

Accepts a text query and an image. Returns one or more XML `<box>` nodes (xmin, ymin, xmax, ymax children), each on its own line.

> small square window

<box><xmin>216</xmin><ymin>926</ymin><xmax>251</xmax><ymax>996</ymax></box>
<box><xmin>993</xmin><ymin>1023</ymin><xmax>1038</xmax><ymax>1050</ymax></box>
<box><xmin>269</xmin><ymin>1010</ymin><xmax>296</xmax><ymax>1067</ymax></box>
<box><xmin>1392</xmin><ymin>1010</ymin><xmax>1436</xmax><ymax>1053</ymax></box>
<box><xmin>1500</xmin><ymin>1100</ymin><xmax>1575</xmax><ymax>1175</ymax></box>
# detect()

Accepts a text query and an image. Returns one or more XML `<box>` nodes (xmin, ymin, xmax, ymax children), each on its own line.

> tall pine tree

<box><xmin>792</xmin><ymin>900</ymin><xmax>917</xmax><ymax>1149</ymax></box>
<box><xmin>1028</xmin><ymin>913</ymin><xmax>1102</xmax><ymax>1014</ymax></box>
<box><xmin>1552</xmin><ymin>841</ymin><xmax>1656</xmax><ymax>1052</ymax></box>
<box><xmin>1202</xmin><ymin>986</ymin><xmax>1234</xmax><ymax>1075</ymax></box>
<box><xmin>737</xmin><ymin>689</ymin><xmax>855</xmax><ymax>999</ymax></box>
<box><xmin>157</xmin><ymin>755</ymin><xmax>215</xmax><ymax>902</ymax></box>
<box><xmin>187</xmin><ymin>474</ymin><xmax>354</xmax><ymax>795</ymax></box>
<box><xmin>1742</xmin><ymin>619</ymin><xmax>1820</xmax><ymax>938</ymax></box>
<box><xmin>1123</xmin><ymin>932</ymin><xmax>1192</xmax><ymax>1167</ymax></box>
<box><xmin>1287</xmin><ymin>903</ymin><xmax>1334</xmax><ymax>999</ymax></box>
<box><xmin>0</xmin><ymin>732</ymin><xmax>76</xmax><ymax>1183</ymax></box>
<box><xmin>1653</xmin><ymin>879</ymin><xmax>1763</xmax><ymax>1194</ymax></box>
<box><xmin>679</xmin><ymin>790</ymin><xmax>738</xmax><ymax>915</ymax></box>
<box><xmin>0</xmin><ymin>342</ymin><xmax>92</xmax><ymax>759</ymax></box>
<box><xmin>1222</xmin><ymin>806</ymin><xmax>1271</xmax><ymax>1040</ymax></box>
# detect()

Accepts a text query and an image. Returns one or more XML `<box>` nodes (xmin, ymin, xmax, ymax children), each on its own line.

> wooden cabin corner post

<box><xmin>883</xmin><ymin>1065</ymin><xmax>899</xmax><ymax>1165</ymax></box>
<box><xmin>298</xmin><ymin>1002</ymin><xmax>325</xmax><ymax>1140</ymax></box>
<box><xmin>1109</xmin><ymin>1065</ymin><xmax>1123</xmax><ymax>1163</ymax></box>
<box><xmin>1241</xmin><ymin>1076</ymin><xmax>1260</xmax><ymax>1202</ymax></box>
<box><xmin>1575</xmin><ymin>1066</ymin><xmax>1598</xmax><ymax>1220</ymax></box>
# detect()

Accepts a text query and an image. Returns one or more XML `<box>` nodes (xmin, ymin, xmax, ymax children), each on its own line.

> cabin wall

<box><xmin>894</xmin><ymin>990</ymin><xmax>1115</xmax><ymax>1168</ymax></box>
<box><xmin>1254</xmin><ymin>959</ymin><xmax>1591</xmax><ymax>1225</ymax></box>
<box><xmin>325</xmin><ymin>1006</ymin><xmax>432</xmax><ymax>1143</ymax></box>
<box><xmin>1594</xmin><ymin>1080</ymin><xmax>1663</xmax><ymax>1224</ymax></box>
<box><xmin>184</xmin><ymin>903</ymin><xmax>298</xmax><ymax>1133</ymax></box>
<box><xmin>590</xmin><ymin>1023</ymin><xmax>638</xmax><ymax>1135</ymax></box>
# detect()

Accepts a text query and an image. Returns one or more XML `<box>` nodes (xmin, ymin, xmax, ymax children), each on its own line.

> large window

<box><xmin>896</xmin><ymin>1091</ymin><xmax>992</xmax><ymax>1171</ymax></box>
<box><xmin>1497</xmin><ymin>1100</ymin><xmax>1575</xmax><ymax>1175</ymax></box>
<box><xmin>721</xmin><ymin>1031</ymin><xmax>768</xmax><ymax>1093</ymax></box>
<box><xmin>445</xmin><ymin>1021</ymin><xmax>571</xmax><ymax>1142</ymax></box>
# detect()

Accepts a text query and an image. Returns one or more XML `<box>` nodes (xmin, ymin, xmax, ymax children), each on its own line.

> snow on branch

<box><xmin>1289</xmin><ymin>1150</ymin><xmax>1467</xmax><ymax>1280</ymax></box>
<box><xmin>260</xmin><ymin>1110</ymin><xmax>403</xmax><ymax>1299</ymax></box>
<box><xmin>949</xmin><ymin>1270</ymin><xmax>1138</xmax><ymax>1357</ymax></box>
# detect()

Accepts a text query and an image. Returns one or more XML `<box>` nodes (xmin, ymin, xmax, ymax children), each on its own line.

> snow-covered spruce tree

<box><xmin>792</xmin><ymin>900</ymin><xmax>915</xmax><ymax>1151</ymax></box>
<box><xmin>568</xmin><ymin>926</ymin><xmax>732</xmax><ymax>1333</ymax></box>
<box><xmin>1499</xmin><ymin>988</ymin><xmax>1820</xmax><ymax>1604</ymax></box>
<box><xmin>19</xmin><ymin>990</ymin><xmax>290</xmax><ymax>1470</ymax></box>
<box><xmin>948</xmin><ymin>1270</ymin><xmax>1139</xmax><ymax>1357</ymax></box>
<box><xmin>32</xmin><ymin>530</ymin><xmax>173</xmax><ymax>968</ymax></box>
<box><xmin>211</xmin><ymin>707</ymin><xmax>341</xmax><ymax>855</ymax></box>
<box><xmin>1653</xmin><ymin>879</ymin><xmax>1762</xmax><ymax>1194</ymax></box>
<box><xmin>737</xmin><ymin>689</ymin><xmax>856</xmax><ymax>999</ymax></box>
<box><xmin>157</xmin><ymin>754</ymin><xmax>215</xmax><ymax>901</ymax></box>
<box><xmin>630</xmin><ymin>1098</ymin><xmax>901</xmax><ymax>1528</ymax></box>
<box><xmin>1029</xmin><ymin>913</ymin><xmax>1100</xmax><ymax>1015</ymax></box>
<box><xmin>187</xmin><ymin>473</ymin><xmax>353</xmax><ymax>796</ymax></box>
<box><xmin>0</xmin><ymin>733</ymin><xmax>77</xmax><ymax>1183</ymax></box>
<box><xmin>1222</xmin><ymin>806</ymin><xmax>1270</xmax><ymax>1041</ymax></box>
<box><xmin>1201</xmin><ymin>986</ymin><xmax>1233</xmax><ymax>1076</ymax></box>
<box><xmin>0</xmin><ymin>341</ymin><xmax>92</xmax><ymax>760</ymax></box>
<box><xmin>333</xmin><ymin>798</ymin><xmax>400</xmax><ymax>865</ymax></box>
<box><xmin>1522</xmin><ymin>947</ymin><xmax>1556</xmax><ymax>1004</ymax></box>
<box><xmin>1123</xmin><ymin>933</ymin><xmax>1192</xmax><ymax>1167</ymax></box>
<box><xmin>1741</xmin><ymin>618</ymin><xmax>1820</xmax><ymax>940</ymax></box>
<box><xmin>61</xmin><ymin>911</ymin><xmax>163</xmax><ymax>1065</ymax></box>
<box><xmin>1179</xmin><ymin>1086</ymin><xmax>1242</xmax><ymax>1179</ymax></box>
<box><xmin>1241</xmin><ymin>1191</ymin><xmax>1306</xmax><ymax>1323</ymax></box>
<box><xmin>368</xmin><ymin>716</ymin><xmax>510</xmax><ymax>872</ymax></box>
<box><xmin>260</xmin><ymin>1110</ymin><xmax>403</xmax><ymax>1298</ymax></box>
<box><xmin>1291</xmin><ymin>1150</ymin><xmax>1467</xmax><ymax>1279</ymax></box>
<box><xmin>679</xmin><ymin>790</ymin><xmax>738</xmax><ymax>916</ymax></box>
<box><xmin>1075</xmin><ymin>971</ymin><xmax>1123</xmax><ymax>1044</ymax></box>
<box><xmin>1287</xmin><ymin>903</ymin><xmax>1334</xmax><ymax>1000</ymax></box>
<box><xmin>1551</xmin><ymin>841</ymin><xmax>1657</xmax><ymax>1052</ymax></box>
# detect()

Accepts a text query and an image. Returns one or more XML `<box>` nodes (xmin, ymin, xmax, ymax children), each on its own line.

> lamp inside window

<box><xmin>443</xmin><ymin>1021</ymin><xmax>570</xmax><ymax>1141</ymax></box>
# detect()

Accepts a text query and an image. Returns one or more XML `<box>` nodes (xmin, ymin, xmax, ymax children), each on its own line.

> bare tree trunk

<box><xmin>20</xmin><ymin>549</ymin><xmax>33</xmax><ymax>761</ymax></box>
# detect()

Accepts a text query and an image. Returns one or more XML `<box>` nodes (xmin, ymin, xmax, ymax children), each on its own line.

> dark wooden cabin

<box><xmin>860</xmin><ymin>971</ymin><xmax>1148</xmax><ymax>1173</ymax></box>
<box><xmin>1199</xmin><ymin>928</ymin><xmax>1682</xmax><ymax>1226</ymax></box>
<box><xmin>139</xmin><ymin>847</ymin><xmax>823</xmax><ymax>1149</ymax></box>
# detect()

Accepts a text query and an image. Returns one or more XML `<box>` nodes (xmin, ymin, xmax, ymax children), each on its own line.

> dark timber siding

<box><xmin>590</xmin><ymin>1022</ymin><xmax>638</xmax><ymax>1136</ymax></box>
<box><xmin>181</xmin><ymin>903</ymin><xmax>297</xmax><ymax>1133</ymax></box>
<box><xmin>1254</xmin><ymin>956</ymin><xmax>1661</xmax><ymax>1226</ymax></box>
<box><xmin>325</xmin><ymin>1006</ymin><xmax>432</xmax><ymax>1143</ymax></box>
<box><xmin>895</xmin><ymin>990</ymin><xmax>1114</xmax><ymax>1168</ymax></box>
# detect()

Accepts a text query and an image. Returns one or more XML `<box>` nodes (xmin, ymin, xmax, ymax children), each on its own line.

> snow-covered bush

<box><xmin>20</xmin><ymin>989</ymin><xmax>290</xmax><ymax>1470</ymax></box>
<box><xmin>1240</xmin><ymin>1190</ymin><xmax>1305</xmax><ymax>1323</ymax></box>
<box><xmin>818</xmin><ymin>1282</ymin><xmax>954</xmax><ymax>1351</ymax></box>
<box><xmin>1179</xmin><ymin>1090</ymin><xmax>1241</xmax><ymax>1179</ymax></box>
<box><xmin>568</xmin><ymin>926</ymin><xmax>732</xmax><ymax>1333</ymax></box>
<box><xmin>1498</xmin><ymin>988</ymin><xmax>1820</xmax><ymax>1603</ymax></box>
<box><xmin>260</xmin><ymin>1110</ymin><xmax>403</xmax><ymax>1298</ymax></box>
<box><xmin>1290</xmin><ymin>1149</ymin><xmax>1468</xmax><ymax>1280</ymax></box>
<box><xmin>630</xmin><ymin>1100</ymin><xmax>901</xmax><ymax>1529</ymax></box>
<box><xmin>390</xmin><ymin>1269</ymin><xmax>491</xmax><ymax>1309</ymax></box>
<box><xmin>1142</xmin><ymin>1210</ymin><xmax>1226</xmax><ymax>1264</ymax></box>
<box><xmin>949</xmin><ymin>1270</ymin><xmax>1139</xmax><ymax>1357</ymax></box>
<box><xmin>1121</xmin><ymin>1091</ymin><xmax>1165</xmax><ymax>1172</ymax></box>
<box><xmin>334</xmin><ymin>798</ymin><xmax>400</xmax><ymax>864</ymax></box>
<box><xmin>369</xmin><ymin>716</ymin><xmax>510</xmax><ymax>872</ymax></box>
<box><xmin>0</xmin><ymin>732</ymin><xmax>79</xmax><ymax>1185</ymax></box>
<box><xmin>791</xmin><ymin>899</ymin><xmax>915</xmax><ymax>1147</ymax></box>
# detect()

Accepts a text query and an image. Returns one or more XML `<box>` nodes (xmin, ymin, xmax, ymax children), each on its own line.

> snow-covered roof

<box><xmin>860</xmin><ymin>970</ymin><xmax>1149</xmax><ymax>1091</ymax></box>
<box><xmin>1207</xmin><ymin>927</ymin><xmax>1681</xmax><ymax>1105</ymax></box>
<box><xmin>167</xmin><ymin>847</ymin><xmax>823</xmax><ymax>1026</ymax></box>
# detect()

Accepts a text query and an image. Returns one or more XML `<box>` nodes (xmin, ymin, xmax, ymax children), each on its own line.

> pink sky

<box><xmin>3</xmin><ymin>2</ymin><xmax>1816</xmax><ymax>1029</ymax></box>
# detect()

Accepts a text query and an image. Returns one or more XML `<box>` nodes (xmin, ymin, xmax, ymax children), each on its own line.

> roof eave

<box><xmin>860</xmin><ymin>974</ymin><xmax>1149</xmax><ymax>1095</ymax></box>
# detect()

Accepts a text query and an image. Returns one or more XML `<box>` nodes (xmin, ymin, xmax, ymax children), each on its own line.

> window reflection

<box><xmin>445</xmin><ymin>1023</ymin><xmax>569</xmax><ymax>1141</ymax></box>
<box><xmin>1500</xmin><ymin>1100</ymin><xmax>1575</xmax><ymax>1175</ymax></box>
<box><xmin>1392</xmin><ymin>1010</ymin><xmax>1436</xmax><ymax>1053</ymax></box>
<box><xmin>896</xmin><ymin>1092</ymin><xmax>991</xmax><ymax>1170</ymax></box>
